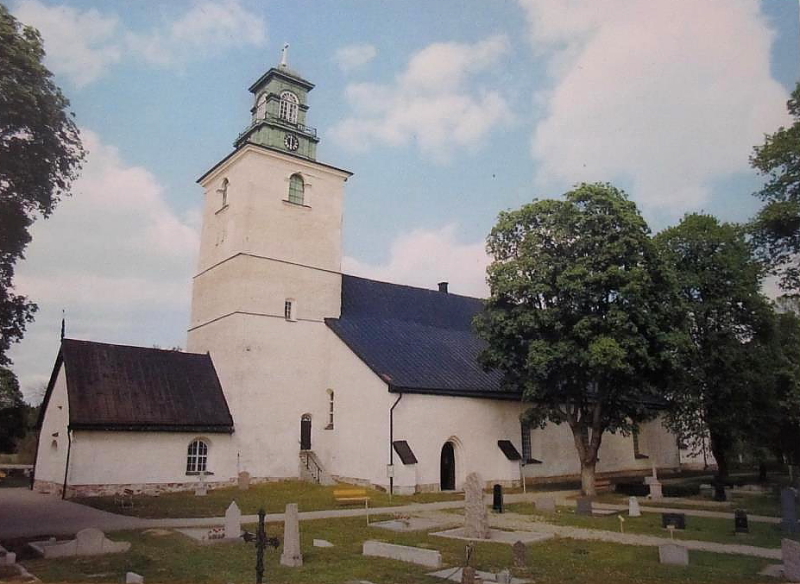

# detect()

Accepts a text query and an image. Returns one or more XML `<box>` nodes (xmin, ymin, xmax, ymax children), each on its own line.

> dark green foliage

<box><xmin>475</xmin><ymin>183</ymin><xmax>685</xmax><ymax>494</ymax></box>
<box><xmin>655</xmin><ymin>214</ymin><xmax>774</xmax><ymax>479</ymax></box>
<box><xmin>751</xmin><ymin>83</ymin><xmax>800</xmax><ymax>293</ymax></box>
<box><xmin>0</xmin><ymin>3</ymin><xmax>86</xmax><ymax>365</ymax></box>
<box><xmin>0</xmin><ymin>367</ymin><xmax>25</xmax><ymax>452</ymax></box>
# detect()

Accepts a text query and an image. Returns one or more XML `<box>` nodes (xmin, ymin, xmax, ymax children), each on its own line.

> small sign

<box><xmin>386</xmin><ymin>464</ymin><xmax>394</xmax><ymax>478</ymax></box>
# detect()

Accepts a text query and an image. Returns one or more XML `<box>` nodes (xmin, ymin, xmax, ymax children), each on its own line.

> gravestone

<box><xmin>238</xmin><ymin>471</ymin><xmax>251</xmax><ymax>491</ymax></box>
<box><xmin>492</xmin><ymin>484</ymin><xmax>504</xmax><ymax>513</ymax></box>
<box><xmin>313</xmin><ymin>539</ymin><xmax>334</xmax><ymax>548</ymax></box>
<box><xmin>658</xmin><ymin>543</ymin><xmax>689</xmax><ymax>566</ymax></box>
<box><xmin>280</xmin><ymin>503</ymin><xmax>303</xmax><ymax>567</ymax></box>
<box><xmin>535</xmin><ymin>497</ymin><xmax>556</xmax><ymax>514</ymax></box>
<box><xmin>783</xmin><ymin>538</ymin><xmax>800</xmax><ymax>582</ymax></box>
<box><xmin>512</xmin><ymin>541</ymin><xmax>526</xmax><ymax>568</ymax></box>
<box><xmin>496</xmin><ymin>569</ymin><xmax>512</xmax><ymax>584</ymax></box>
<box><xmin>463</xmin><ymin>472</ymin><xmax>489</xmax><ymax>539</ymax></box>
<box><xmin>363</xmin><ymin>541</ymin><xmax>442</xmax><ymax>568</ymax></box>
<box><xmin>782</xmin><ymin>488</ymin><xmax>799</xmax><ymax>534</ymax></box>
<box><xmin>713</xmin><ymin>480</ymin><xmax>727</xmax><ymax>502</ymax></box>
<box><xmin>224</xmin><ymin>501</ymin><xmax>241</xmax><ymax>539</ymax></box>
<box><xmin>461</xmin><ymin>566</ymin><xmax>477</xmax><ymax>584</ymax></box>
<box><xmin>628</xmin><ymin>496</ymin><xmax>641</xmax><ymax>517</ymax></box>
<box><xmin>648</xmin><ymin>481</ymin><xmax>663</xmax><ymax>500</ymax></box>
<box><xmin>575</xmin><ymin>496</ymin><xmax>593</xmax><ymax>516</ymax></box>
<box><xmin>662</xmin><ymin>513</ymin><xmax>686</xmax><ymax>530</ymax></box>
<box><xmin>734</xmin><ymin>509</ymin><xmax>749</xmax><ymax>534</ymax></box>
<box><xmin>125</xmin><ymin>572</ymin><xmax>144</xmax><ymax>584</ymax></box>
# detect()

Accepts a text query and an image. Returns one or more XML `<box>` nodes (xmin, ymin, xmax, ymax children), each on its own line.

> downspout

<box><xmin>389</xmin><ymin>392</ymin><xmax>403</xmax><ymax>496</ymax></box>
<box><xmin>61</xmin><ymin>429</ymin><xmax>72</xmax><ymax>500</ymax></box>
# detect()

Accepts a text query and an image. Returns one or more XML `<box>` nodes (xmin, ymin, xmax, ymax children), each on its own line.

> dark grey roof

<box><xmin>42</xmin><ymin>339</ymin><xmax>233</xmax><ymax>433</ymax></box>
<box><xmin>325</xmin><ymin>275</ymin><xmax>513</xmax><ymax>399</ymax></box>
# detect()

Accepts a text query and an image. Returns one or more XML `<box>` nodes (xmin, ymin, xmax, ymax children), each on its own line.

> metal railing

<box><xmin>300</xmin><ymin>451</ymin><xmax>322</xmax><ymax>484</ymax></box>
<box><xmin>235</xmin><ymin>114</ymin><xmax>317</xmax><ymax>145</ymax></box>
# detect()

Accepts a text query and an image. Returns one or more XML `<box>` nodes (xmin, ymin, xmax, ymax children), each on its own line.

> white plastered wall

<box><xmin>34</xmin><ymin>366</ymin><xmax>70</xmax><ymax>485</ymax></box>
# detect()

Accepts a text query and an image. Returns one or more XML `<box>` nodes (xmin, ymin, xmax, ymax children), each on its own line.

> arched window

<box><xmin>288</xmin><ymin>174</ymin><xmax>304</xmax><ymax>205</ymax></box>
<box><xmin>255</xmin><ymin>93</ymin><xmax>268</xmax><ymax>120</ymax></box>
<box><xmin>326</xmin><ymin>389</ymin><xmax>334</xmax><ymax>429</ymax></box>
<box><xmin>186</xmin><ymin>439</ymin><xmax>208</xmax><ymax>474</ymax></box>
<box><xmin>217</xmin><ymin>178</ymin><xmax>229</xmax><ymax>207</ymax></box>
<box><xmin>279</xmin><ymin>91</ymin><xmax>299</xmax><ymax>123</ymax></box>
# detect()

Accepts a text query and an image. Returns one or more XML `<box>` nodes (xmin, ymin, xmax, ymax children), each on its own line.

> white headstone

<box><xmin>659</xmin><ymin>544</ymin><xmax>689</xmax><ymax>566</ymax></box>
<box><xmin>649</xmin><ymin>481</ymin><xmax>663</xmax><ymax>500</ymax></box>
<box><xmin>224</xmin><ymin>501</ymin><xmax>241</xmax><ymax>539</ymax></box>
<box><xmin>313</xmin><ymin>539</ymin><xmax>334</xmax><ymax>548</ymax></box>
<box><xmin>628</xmin><ymin>496</ymin><xmax>641</xmax><ymax>517</ymax></box>
<box><xmin>125</xmin><ymin>572</ymin><xmax>144</xmax><ymax>584</ymax></box>
<box><xmin>280</xmin><ymin>503</ymin><xmax>303</xmax><ymax>567</ymax></box>
<box><xmin>463</xmin><ymin>472</ymin><xmax>489</xmax><ymax>539</ymax></box>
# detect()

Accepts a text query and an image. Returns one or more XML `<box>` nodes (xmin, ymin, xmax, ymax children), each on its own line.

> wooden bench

<box><xmin>114</xmin><ymin>488</ymin><xmax>135</xmax><ymax>509</ymax></box>
<box><xmin>333</xmin><ymin>487</ymin><xmax>370</xmax><ymax>524</ymax></box>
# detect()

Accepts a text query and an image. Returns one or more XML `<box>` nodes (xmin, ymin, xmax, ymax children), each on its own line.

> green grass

<box><xmin>594</xmin><ymin>490</ymin><xmax>783</xmax><ymax>517</ymax></box>
<box><xmin>18</xmin><ymin>515</ymin><xmax>775</xmax><ymax>584</ymax></box>
<box><xmin>71</xmin><ymin>480</ymin><xmax>462</xmax><ymax>518</ymax></box>
<box><xmin>503</xmin><ymin>503</ymin><xmax>798</xmax><ymax>549</ymax></box>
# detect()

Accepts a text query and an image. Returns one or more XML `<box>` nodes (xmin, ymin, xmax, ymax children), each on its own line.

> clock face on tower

<box><xmin>284</xmin><ymin>133</ymin><xmax>299</xmax><ymax>152</ymax></box>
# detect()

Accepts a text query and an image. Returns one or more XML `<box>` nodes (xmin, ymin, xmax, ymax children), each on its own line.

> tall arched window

<box><xmin>217</xmin><ymin>178</ymin><xmax>229</xmax><ymax>207</ymax></box>
<box><xmin>326</xmin><ymin>389</ymin><xmax>334</xmax><ymax>429</ymax></box>
<box><xmin>288</xmin><ymin>174</ymin><xmax>304</xmax><ymax>205</ymax></box>
<box><xmin>279</xmin><ymin>91</ymin><xmax>299</xmax><ymax>123</ymax></box>
<box><xmin>255</xmin><ymin>93</ymin><xmax>268</xmax><ymax>120</ymax></box>
<box><xmin>186</xmin><ymin>439</ymin><xmax>208</xmax><ymax>473</ymax></box>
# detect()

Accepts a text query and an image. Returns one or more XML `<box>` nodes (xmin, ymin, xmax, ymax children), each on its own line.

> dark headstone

<box><xmin>734</xmin><ymin>509</ymin><xmax>749</xmax><ymax>534</ymax></box>
<box><xmin>713</xmin><ymin>480</ymin><xmax>727</xmax><ymax>502</ymax></box>
<box><xmin>758</xmin><ymin>462</ymin><xmax>767</xmax><ymax>483</ymax></box>
<box><xmin>492</xmin><ymin>484</ymin><xmax>504</xmax><ymax>513</ymax></box>
<box><xmin>782</xmin><ymin>488</ymin><xmax>799</xmax><ymax>534</ymax></box>
<box><xmin>576</xmin><ymin>497</ymin><xmax>593</xmax><ymax>516</ymax></box>
<box><xmin>512</xmin><ymin>541</ymin><xmax>526</xmax><ymax>568</ymax></box>
<box><xmin>662</xmin><ymin>513</ymin><xmax>686</xmax><ymax>530</ymax></box>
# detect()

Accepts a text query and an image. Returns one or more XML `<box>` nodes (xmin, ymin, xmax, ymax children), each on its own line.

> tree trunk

<box><xmin>709</xmin><ymin>435</ymin><xmax>729</xmax><ymax>481</ymax></box>
<box><xmin>580</xmin><ymin>460</ymin><xmax>597</xmax><ymax>497</ymax></box>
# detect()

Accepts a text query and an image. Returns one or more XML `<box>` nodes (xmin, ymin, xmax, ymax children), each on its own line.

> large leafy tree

<box><xmin>0</xmin><ymin>367</ymin><xmax>26</xmax><ymax>452</ymax></box>
<box><xmin>750</xmin><ymin>82</ymin><xmax>800</xmax><ymax>294</ymax></box>
<box><xmin>475</xmin><ymin>183</ymin><xmax>685</xmax><ymax>495</ymax></box>
<box><xmin>655</xmin><ymin>214</ymin><xmax>774</xmax><ymax>480</ymax></box>
<box><xmin>0</xmin><ymin>3</ymin><xmax>85</xmax><ymax>365</ymax></box>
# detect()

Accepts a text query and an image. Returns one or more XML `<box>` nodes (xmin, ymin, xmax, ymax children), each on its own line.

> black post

<box><xmin>255</xmin><ymin>508</ymin><xmax>266</xmax><ymax>584</ymax></box>
<box><xmin>492</xmin><ymin>484</ymin><xmax>504</xmax><ymax>513</ymax></box>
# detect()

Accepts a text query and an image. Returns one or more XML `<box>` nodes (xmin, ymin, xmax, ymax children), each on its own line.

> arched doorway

<box><xmin>440</xmin><ymin>441</ymin><xmax>456</xmax><ymax>491</ymax></box>
<box><xmin>300</xmin><ymin>414</ymin><xmax>312</xmax><ymax>451</ymax></box>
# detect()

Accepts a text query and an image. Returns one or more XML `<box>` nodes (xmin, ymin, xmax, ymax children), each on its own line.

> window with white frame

<box><xmin>279</xmin><ymin>91</ymin><xmax>299</xmax><ymax>123</ymax></box>
<box><xmin>186</xmin><ymin>439</ymin><xmax>208</xmax><ymax>474</ymax></box>
<box><xmin>255</xmin><ymin>93</ymin><xmax>268</xmax><ymax>120</ymax></box>
<box><xmin>326</xmin><ymin>389</ymin><xmax>334</xmax><ymax>429</ymax></box>
<box><xmin>288</xmin><ymin>174</ymin><xmax>304</xmax><ymax>205</ymax></box>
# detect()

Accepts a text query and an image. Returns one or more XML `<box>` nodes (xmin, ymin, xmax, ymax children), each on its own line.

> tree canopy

<box><xmin>0</xmin><ymin>367</ymin><xmax>26</xmax><ymax>452</ymax></box>
<box><xmin>0</xmin><ymin>3</ymin><xmax>85</xmax><ymax>365</ymax></box>
<box><xmin>654</xmin><ymin>214</ymin><xmax>774</xmax><ymax>479</ymax></box>
<box><xmin>475</xmin><ymin>183</ymin><xmax>685</xmax><ymax>495</ymax></box>
<box><xmin>750</xmin><ymin>82</ymin><xmax>800</xmax><ymax>295</ymax></box>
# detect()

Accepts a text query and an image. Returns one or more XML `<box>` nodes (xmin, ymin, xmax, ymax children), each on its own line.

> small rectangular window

<box><xmin>284</xmin><ymin>300</ymin><xmax>294</xmax><ymax>321</ymax></box>
<box><xmin>521</xmin><ymin>421</ymin><xmax>531</xmax><ymax>461</ymax></box>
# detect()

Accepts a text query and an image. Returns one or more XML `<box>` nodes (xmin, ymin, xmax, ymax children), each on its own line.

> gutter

<box><xmin>389</xmin><ymin>393</ymin><xmax>403</xmax><ymax>496</ymax></box>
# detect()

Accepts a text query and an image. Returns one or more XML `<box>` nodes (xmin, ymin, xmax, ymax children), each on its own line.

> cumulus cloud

<box><xmin>8</xmin><ymin>130</ymin><xmax>198</xmax><ymax>400</ymax></box>
<box><xmin>334</xmin><ymin>43</ymin><xmax>377</xmax><ymax>72</ymax></box>
<box><xmin>12</xmin><ymin>0</ymin><xmax>266</xmax><ymax>86</ymax></box>
<box><xmin>343</xmin><ymin>225</ymin><xmax>489</xmax><ymax>298</ymax></box>
<box><xmin>518</xmin><ymin>0</ymin><xmax>791</xmax><ymax>210</ymax></box>
<box><xmin>330</xmin><ymin>35</ymin><xmax>513</xmax><ymax>161</ymax></box>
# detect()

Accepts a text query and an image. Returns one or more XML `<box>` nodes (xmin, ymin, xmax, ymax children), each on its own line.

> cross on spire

<box><xmin>280</xmin><ymin>43</ymin><xmax>289</xmax><ymax>68</ymax></box>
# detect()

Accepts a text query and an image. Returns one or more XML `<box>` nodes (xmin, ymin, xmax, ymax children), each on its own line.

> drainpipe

<box><xmin>389</xmin><ymin>393</ymin><xmax>403</xmax><ymax>497</ymax></box>
<box><xmin>61</xmin><ymin>429</ymin><xmax>73</xmax><ymax>500</ymax></box>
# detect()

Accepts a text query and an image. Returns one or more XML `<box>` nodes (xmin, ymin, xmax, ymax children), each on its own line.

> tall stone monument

<box><xmin>463</xmin><ymin>472</ymin><xmax>489</xmax><ymax>539</ymax></box>
<box><xmin>224</xmin><ymin>501</ymin><xmax>241</xmax><ymax>539</ymax></box>
<box><xmin>280</xmin><ymin>503</ymin><xmax>303</xmax><ymax>567</ymax></box>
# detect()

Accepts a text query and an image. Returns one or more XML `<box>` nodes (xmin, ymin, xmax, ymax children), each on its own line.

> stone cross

<box><xmin>782</xmin><ymin>488</ymin><xmax>799</xmax><ymax>534</ymax></box>
<box><xmin>463</xmin><ymin>472</ymin><xmax>489</xmax><ymax>539</ymax></box>
<box><xmin>280</xmin><ymin>503</ymin><xmax>303</xmax><ymax>567</ymax></box>
<box><xmin>628</xmin><ymin>496</ymin><xmax>641</xmax><ymax>517</ymax></box>
<box><xmin>512</xmin><ymin>540</ymin><xmax>526</xmax><ymax>568</ymax></box>
<box><xmin>224</xmin><ymin>501</ymin><xmax>241</xmax><ymax>539</ymax></box>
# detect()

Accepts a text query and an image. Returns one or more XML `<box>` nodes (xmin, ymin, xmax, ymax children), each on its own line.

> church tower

<box><xmin>186</xmin><ymin>52</ymin><xmax>352</xmax><ymax>479</ymax></box>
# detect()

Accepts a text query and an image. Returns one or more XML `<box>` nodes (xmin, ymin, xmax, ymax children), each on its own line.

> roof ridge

<box><xmin>62</xmin><ymin>338</ymin><xmax>205</xmax><ymax>357</ymax></box>
<box><xmin>341</xmin><ymin>273</ymin><xmax>485</xmax><ymax>302</ymax></box>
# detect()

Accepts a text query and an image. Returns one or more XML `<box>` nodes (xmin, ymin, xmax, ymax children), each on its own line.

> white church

<box><xmin>33</xmin><ymin>59</ymin><xmax>682</xmax><ymax>498</ymax></box>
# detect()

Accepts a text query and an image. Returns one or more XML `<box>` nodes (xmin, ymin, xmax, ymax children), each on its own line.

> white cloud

<box><xmin>518</xmin><ymin>0</ymin><xmax>791</xmax><ymax>210</ymax></box>
<box><xmin>12</xmin><ymin>0</ymin><xmax>266</xmax><ymax>86</ymax></box>
<box><xmin>343</xmin><ymin>225</ymin><xmax>489</xmax><ymax>298</ymax></box>
<box><xmin>13</xmin><ymin>0</ymin><xmax>122</xmax><ymax>87</ymax></box>
<box><xmin>330</xmin><ymin>35</ymin><xmax>513</xmax><ymax>161</ymax></box>
<box><xmin>8</xmin><ymin>130</ymin><xmax>198</xmax><ymax>401</ymax></box>
<box><xmin>334</xmin><ymin>43</ymin><xmax>377</xmax><ymax>72</ymax></box>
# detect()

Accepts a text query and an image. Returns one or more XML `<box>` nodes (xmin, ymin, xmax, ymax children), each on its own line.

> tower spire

<box><xmin>280</xmin><ymin>43</ymin><xmax>289</xmax><ymax>68</ymax></box>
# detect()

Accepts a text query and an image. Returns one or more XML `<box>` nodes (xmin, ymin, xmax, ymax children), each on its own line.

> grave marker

<box><xmin>225</xmin><ymin>501</ymin><xmax>241</xmax><ymax>539</ymax></box>
<box><xmin>658</xmin><ymin>544</ymin><xmax>689</xmax><ymax>566</ymax></box>
<box><xmin>535</xmin><ymin>497</ymin><xmax>556</xmax><ymax>514</ymax></box>
<box><xmin>575</xmin><ymin>497</ymin><xmax>593</xmax><ymax>516</ymax></box>
<box><xmin>280</xmin><ymin>503</ymin><xmax>303</xmax><ymax>567</ymax></box>
<box><xmin>783</xmin><ymin>538</ymin><xmax>800</xmax><ymax>582</ymax></box>
<box><xmin>734</xmin><ymin>509</ymin><xmax>749</xmax><ymax>534</ymax></box>
<box><xmin>662</xmin><ymin>513</ymin><xmax>686</xmax><ymax>530</ymax></box>
<box><xmin>238</xmin><ymin>471</ymin><xmax>251</xmax><ymax>491</ymax></box>
<box><xmin>782</xmin><ymin>488</ymin><xmax>799</xmax><ymax>534</ymax></box>
<box><xmin>492</xmin><ymin>484</ymin><xmax>504</xmax><ymax>513</ymax></box>
<box><xmin>463</xmin><ymin>472</ymin><xmax>489</xmax><ymax>539</ymax></box>
<box><xmin>628</xmin><ymin>496</ymin><xmax>641</xmax><ymax>517</ymax></box>
<box><xmin>512</xmin><ymin>541</ymin><xmax>526</xmax><ymax>568</ymax></box>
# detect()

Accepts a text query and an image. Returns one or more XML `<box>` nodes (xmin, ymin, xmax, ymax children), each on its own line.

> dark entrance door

<box><xmin>440</xmin><ymin>442</ymin><xmax>455</xmax><ymax>490</ymax></box>
<box><xmin>300</xmin><ymin>415</ymin><xmax>312</xmax><ymax>450</ymax></box>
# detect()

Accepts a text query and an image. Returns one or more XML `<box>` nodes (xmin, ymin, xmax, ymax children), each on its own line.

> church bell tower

<box><xmin>186</xmin><ymin>50</ymin><xmax>352</xmax><ymax>479</ymax></box>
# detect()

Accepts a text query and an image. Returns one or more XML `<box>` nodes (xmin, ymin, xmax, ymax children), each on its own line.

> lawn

<box><xmin>594</xmin><ymin>489</ymin><xmax>784</xmax><ymax>517</ymax></box>
<box><xmin>17</xmin><ymin>515</ymin><xmax>775</xmax><ymax>584</ymax></box>
<box><xmin>71</xmin><ymin>480</ymin><xmax>462</xmax><ymax>518</ymax></box>
<box><xmin>503</xmin><ymin>503</ymin><xmax>798</xmax><ymax>549</ymax></box>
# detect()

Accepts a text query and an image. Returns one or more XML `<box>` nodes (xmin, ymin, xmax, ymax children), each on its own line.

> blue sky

<box><xmin>7</xmin><ymin>0</ymin><xmax>800</xmax><ymax>402</ymax></box>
